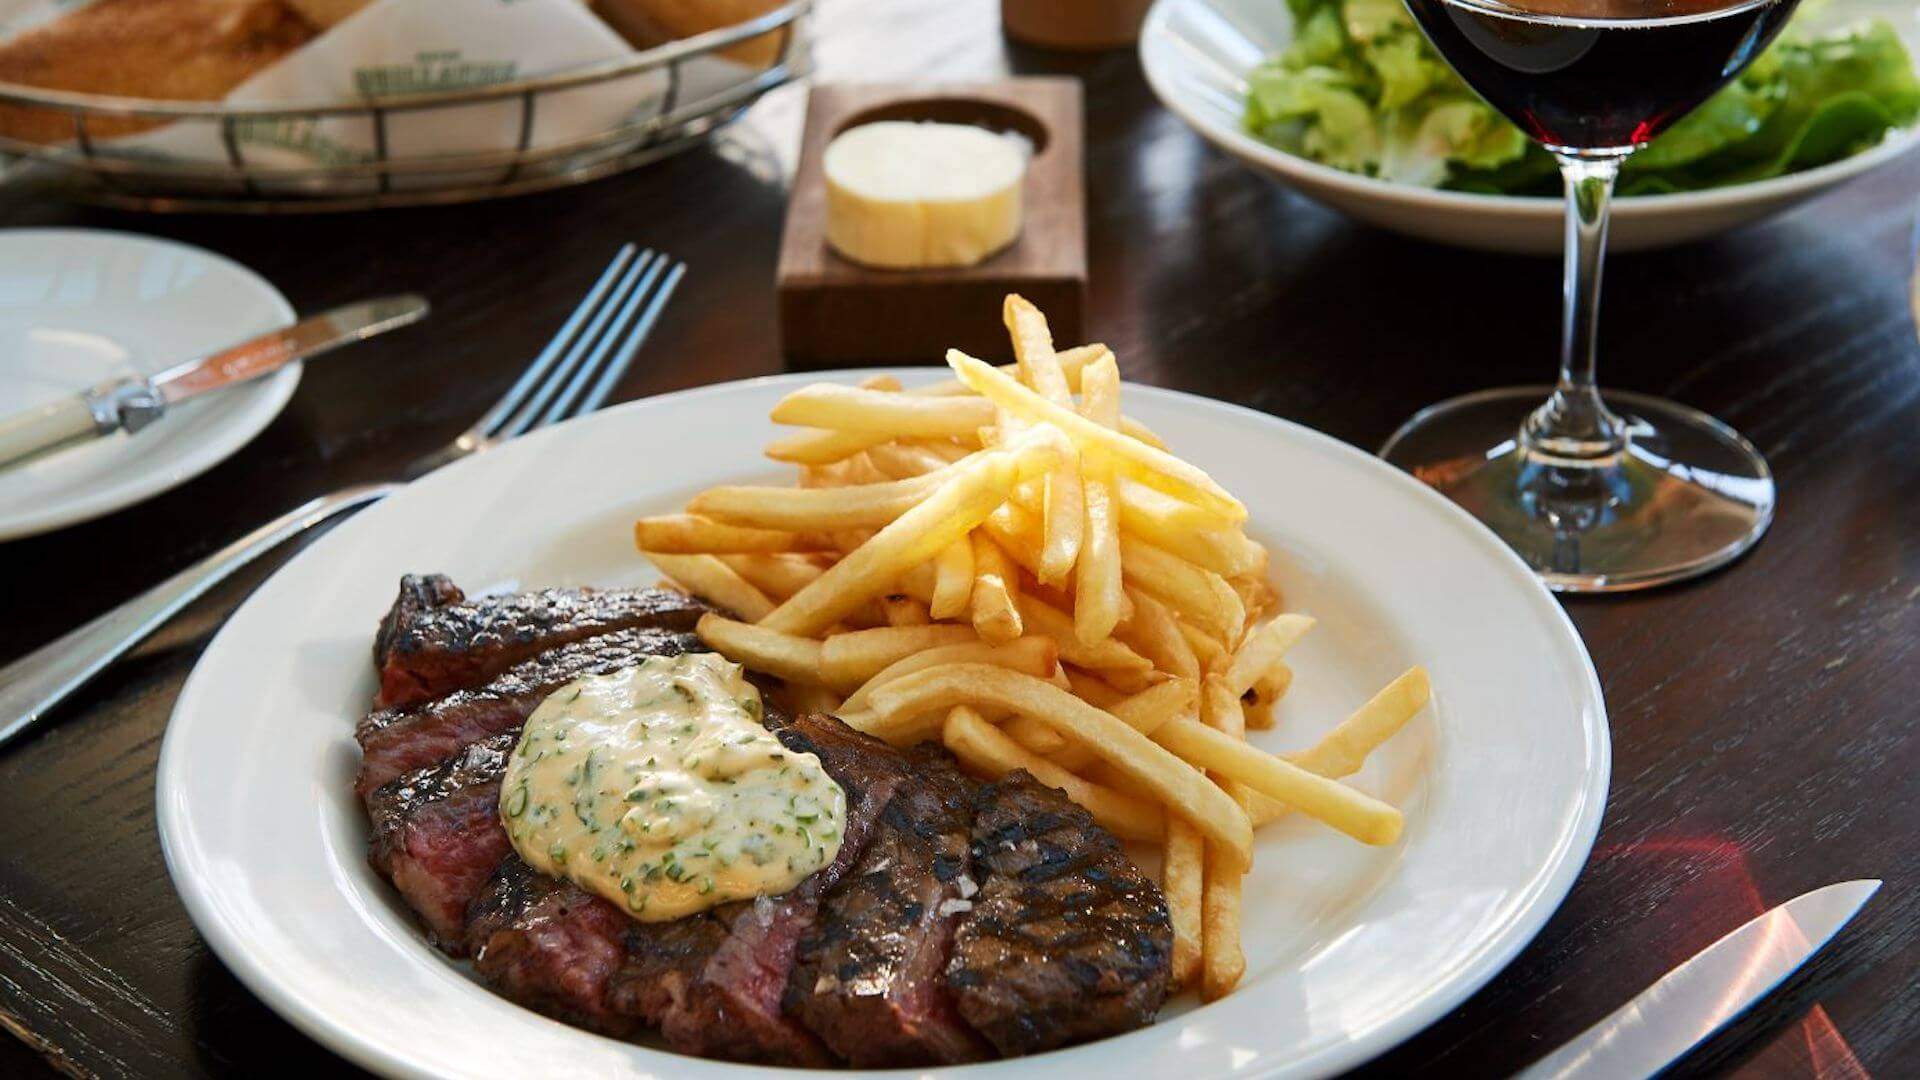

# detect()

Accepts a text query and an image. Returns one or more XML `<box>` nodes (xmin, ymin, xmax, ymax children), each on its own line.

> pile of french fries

<box><xmin>633</xmin><ymin>295</ymin><xmax>1430</xmax><ymax>1001</ymax></box>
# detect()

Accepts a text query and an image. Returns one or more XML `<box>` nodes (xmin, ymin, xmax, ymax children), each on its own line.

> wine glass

<box><xmin>1382</xmin><ymin>0</ymin><xmax>1799</xmax><ymax>591</ymax></box>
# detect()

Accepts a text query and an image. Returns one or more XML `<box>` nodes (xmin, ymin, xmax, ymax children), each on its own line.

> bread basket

<box><xmin>0</xmin><ymin>0</ymin><xmax>809</xmax><ymax>212</ymax></box>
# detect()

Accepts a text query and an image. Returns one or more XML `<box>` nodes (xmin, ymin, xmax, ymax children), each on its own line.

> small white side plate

<box><xmin>0</xmin><ymin>229</ymin><xmax>299</xmax><ymax>540</ymax></box>
<box><xmin>158</xmin><ymin>374</ymin><xmax>1609</xmax><ymax>1079</ymax></box>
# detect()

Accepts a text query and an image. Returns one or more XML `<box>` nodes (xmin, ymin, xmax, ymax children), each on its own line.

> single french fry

<box><xmin>819</xmin><ymin>624</ymin><xmax>982</xmax><ymax>692</ymax></box>
<box><xmin>857</xmin><ymin>374</ymin><xmax>903</xmax><ymax>392</ymax></box>
<box><xmin>1164</xmin><ymin>817</ymin><xmax>1205</xmax><ymax>990</ymax></box>
<box><xmin>1152</xmin><ymin>717</ymin><xmax>1402</xmax><ymax>845</ymax></box>
<box><xmin>1037</xmin><ymin>451</ymin><xmax>1084</xmax><ymax>586</ymax></box>
<box><xmin>1293</xmin><ymin>667</ymin><xmax>1429</xmax><ymax>777</ymax></box>
<box><xmin>695</xmin><ymin>614</ymin><xmax>825</xmax><ymax>685</ymax></box>
<box><xmin>1119</xmin><ymin>416</ymin><xmax>1168</xmax><ymax>450</ymax></box>
<box><xmin>687</xmin><ymin>468</ymin><xmax>955</xmax><ymax>530</ymax></box>
<box><xmin>771</xmin><ymin>383</ymin><xmax>999</xmax><ymax>440</ymax></box>
<box><xmin>930</xmin><ymin>537</ymin><xmax>974</xmax><ymax>620</ymax></box>
<box><xmin>1004</xmin><ymin>715</ymin><xmax>1069</xmax><ymax>755</ymax></box>
<box><xmin>1117</xmin><ymin>479</ymin><xmax>1218</xmax><ymax>534</ymax></box>
<box><xmin>1119</xmin><ymin>534</ymin><xmax>1246</xmax><ymax>644</ymax></box>
<box><xmin>633</xmin><ymin>514</ymin><xmax>829</xmax><ymax>555</ymax></box>
<box><xmin>717</xmin><ymin>554</ymin><xmax>825</xmax><ymax>602</ymax></box>
<box><xmin>1074</xmin><ymin>468</ymin><xmax>1125</xmax><ymax>645</ymax></box>
<box><xmin>867</xmin><ymin>665</ymin><xmax>1251</xmax><ymax>866</ymax></box>
<box><xmin>1050</xmin><ymin>676</ymin><xmax>1198</xmax><ymax>771</ymax></box>
<box><xmin>839</xmin><ymin>636</ymin><xmax>1057</xmax><ymax>713</ymax></box>
<box><xmin>1201</xmin><ymin>841</ymin><xmax>1245</xmax><ymax>1001</ymax></box>
<box><xmin>1197</xmin><ymin>672</ymin><xmax>1251</xmax><ymax>1001</ymax></box>
<box><xmin>1224</xmin><ymin>614</ymin><xmax>1316</xmax><ymax>696</ymax></box>
<box><xmin>760</xmin><ymin>438</ymin><xmax>1061</xmax><ymax>636</ymax></box>
<box><xmin>1117</xmin><ymin>588</ymin><xmax>1200</xmax><ymax>680</ymax></box>
<box><xmin>941</xmin><ymin>705</ymin><xmax>1164</xmax><ymax>842</ymax></box>
<box><xmin>646</xmin><ymin>553</ymin><xmax>776</xmax><ymax>622</ymax></box>
<box><xmin>769</xmin><ymin>427</ymin><xmax>895</xmax><ymax>466</ymax></box>
<box><xmin>948</xmin><ymin>350</ymin><xmax>1246</xmax><ymax>523</ymax></box>
<box><xmin>970</xmin><ymin>532</ymin><xmax>1024</xmax><ymax>645</ymax></box>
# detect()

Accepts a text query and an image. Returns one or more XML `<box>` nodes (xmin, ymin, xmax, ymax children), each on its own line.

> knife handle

<box><xmin>0</xmin><ymin>396</ymin><xmax>101</xmax><ymax>469</ymax></box>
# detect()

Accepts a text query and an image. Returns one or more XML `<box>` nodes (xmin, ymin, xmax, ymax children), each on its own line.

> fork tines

<box><xmin>475</xmin><ymin>244</ymin><xmax>687</xmax><ymax>441</ymax></box>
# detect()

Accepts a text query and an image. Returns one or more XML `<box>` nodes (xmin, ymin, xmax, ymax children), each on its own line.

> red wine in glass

<box><xmin>1381</xmin><ymin>0</ymin><xmax>1797</xmax><ymax>591</ymax></box>
<box><xmin>1402</xmin><ymin>0</ymin><xmax>1798</xmax><ymax>150</ymax></box>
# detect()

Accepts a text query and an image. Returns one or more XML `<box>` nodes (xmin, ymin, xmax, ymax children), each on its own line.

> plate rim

<box><xmin>0</xmin><ymin>227</ymin><xmax>301</xmax><ymax>541</ymax></box>
<box><xmin>156</xmin><ymin>371</ymin><xmax>1610</xmax><ymax>1079</ymax></box>
<box><xmin>1139</xmin><ymin>0</ymin><xmax>1920</xmax><ymax>218</ymax></box>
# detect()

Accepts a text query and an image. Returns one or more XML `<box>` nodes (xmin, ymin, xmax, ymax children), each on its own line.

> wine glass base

<box><xmin>1379</xmin><ymin>387</ymin><xmax>1774</xmax><ymax>593</ymax></box>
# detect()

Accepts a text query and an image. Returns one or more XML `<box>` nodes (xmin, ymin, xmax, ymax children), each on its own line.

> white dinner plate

<box><xmin>0</xmin><ymin>229</ymin><xmax>299</xmax><ymax>540</ymax></box>
<box><xmin>157</xmin><ymin>373</ymin><xmax>1609</xmax><ymax>1079</ymax></box>
<box><xmin>1141</xmin><ymin>0</ymin><xmax>1920</xmax><ymax>253</ymax></box>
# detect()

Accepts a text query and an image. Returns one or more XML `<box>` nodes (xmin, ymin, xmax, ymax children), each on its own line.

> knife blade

<box><xmin>1517</xmin><ymin>879</ymin><xmax>1880</xmax><ymax>1080</ymax></box>
<box><xmin>0</xmin><ymin>293</ymin><xmax>429</xmax><ymax>470</ymax></box>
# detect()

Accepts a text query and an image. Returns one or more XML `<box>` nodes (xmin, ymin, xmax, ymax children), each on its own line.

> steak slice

<box><xmin>787</xmin><ymin>745</ymin><xmax>990</xmax><ymax>1066</ymax></box>
<box><xmin>945</xmin><ymin>770</ymin><xmax>1173</xmax><ymax>1057</ymax></box>
<box><xmin>373</xmin><ymin>579</ymin><xmax>710</xmax><ymax>709</ymax></box>
<box><xmin>365</xmin><ymin>734</ymin><xmax>516</xmax><ymax>955</ymax></box>
<box><xmin>641</xmin><ymin>713</ymin><xmax>914</xmax><ymax>1067</ymax></box>
<box><xmin>466</xmin><ymin>858</ymin><xmax>640</xmax><ymax>1037</ymax></box>
<box><xmin>354</xmin><ymin>628</ymin><xmax>704</xmax><ymax>801</ymax></box>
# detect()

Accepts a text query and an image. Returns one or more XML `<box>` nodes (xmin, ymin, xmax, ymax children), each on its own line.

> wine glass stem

<box><xmin>1524</xmin><ymin>152</ymin><xmax>1630</xmax><ymax>463</ymax></box>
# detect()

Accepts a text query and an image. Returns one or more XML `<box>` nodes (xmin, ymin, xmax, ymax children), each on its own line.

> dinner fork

<box><xmin>0</xmin><ymin>244</ymin><xmax>685</xmax><ymax>750</ymax></box>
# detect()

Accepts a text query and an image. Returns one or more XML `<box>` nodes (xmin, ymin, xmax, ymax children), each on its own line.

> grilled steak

<box><xmin>642</xmin><ymin>713</ymin><xmax>913</xmax><ymax>1066</ymax></box>
<box><xmin>354</xmin><ymin>628</ymin><xmax>704</xmax><ymax>801</ymax></box>
<box><xmin>945</xmin><ymin>770</ymin><xmax>1173</xmax><ymax>1057</ymax></box>
<box><xmin>787</xmin><ymin>745</ymin><xmax>990</xmax><ymax>1066</ymax></box>
<box><xmin>373</xmin><ymin>579</ymin><xmax>710</xmax><ymax>708</ymax></box>
<box><xmin>466</xmin><ymin>858</ymin><xmax>640</xmax><ymax>1037</ymax></box>
<box><xmin>365</xmin><ymin>733</ymin><xmax>516</xmax><ymax>954</ymax></box>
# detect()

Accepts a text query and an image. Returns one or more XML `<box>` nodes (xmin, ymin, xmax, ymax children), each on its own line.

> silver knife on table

<box><xmin>0</xmin><ymin>293</ymin><xmax>428</xmax><ymax>470</ymax></box>
<box><xmin>1517</xmin><ymin>879</ymin><xmax>1880</xmax><ymax>1080</ymax></box>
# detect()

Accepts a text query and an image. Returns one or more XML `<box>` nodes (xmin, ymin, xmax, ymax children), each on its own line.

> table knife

<box><xmin>0</xmin><ymin>294</ymin><xmax>428</xmax><ymax>470</ymax></box>
<box><xmin>1517</xmin><ymin>879</ymin><xmax>1880</xmax><ymax>1080</ymax></box>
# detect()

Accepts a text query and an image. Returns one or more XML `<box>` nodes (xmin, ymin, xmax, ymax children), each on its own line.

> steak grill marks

<box><xmin>946</xmin><ymin>770</ymin><xmax>1174</xmax><ymax>1057</ymax></box>
<box><xmin>361</xmin><ymin>577</ymin><xmax>1173</xmax><ymax>1065</ymax></box>
<box><xmin>372</xmin><ymin>576</ymin><xmax>709</xmax><ymax>709</ymax></box>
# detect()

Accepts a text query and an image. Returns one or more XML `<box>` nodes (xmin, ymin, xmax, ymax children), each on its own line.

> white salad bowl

<box><xmin>1141</xmin><ymin>0</ymin><xmax>1920</xmax><ymax>253</ymax></box>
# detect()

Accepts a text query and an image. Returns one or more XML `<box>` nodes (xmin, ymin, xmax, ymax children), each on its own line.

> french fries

<box><xmin>1153</xmin><ymin>718</ymin><xmax>1402</xmax><ymax>845</ymax></box>
<box><xmin>863</xmin><ymin>664</ymin><xmax>1253</xmax><ymax>868</ymax></box>
<box><xmin>631</xmin><ymin>296</ymin><xmax>1431</xmax><ymax>1007</ymax></box>
<box><xmin>819</xmin><ymin>624</ymin><xmax>981</xmax><ymax>692</ymax></box>
<box><xmin>944</xmin><ymin>706</ymin><xmax>1164</xmax><ymax>842</ymax></box>
<box><xmin>645</xmin><ymin>553</ymin><xmax>776</xmax><ymax>621</ymax></box>
<box><xmin>948</xmin><ymin>350</ymin><xmax>1246</xmax><ymax>524</ymax></box>
<box><xmin>761</xmin><ymin>438</ymin><xmax>1061</xmax><ymax>636</ymax></box>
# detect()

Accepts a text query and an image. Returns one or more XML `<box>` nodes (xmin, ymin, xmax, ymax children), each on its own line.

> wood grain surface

<box><xmin>2</xmin><ymin>0</ymin><xmax>1916</xmax><ymax>1076</ymax></box>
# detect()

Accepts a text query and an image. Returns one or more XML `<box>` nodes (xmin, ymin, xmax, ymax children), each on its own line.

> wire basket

<box><xmin>0</xmin><ymin>0</ymin><xmax>809</xmax><ymax>213</ymax></box>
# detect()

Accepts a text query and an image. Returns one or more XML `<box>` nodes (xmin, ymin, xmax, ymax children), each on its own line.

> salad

<box><xmin>1243</xmin><ymin>0</ymin><xmax>1920</xmax><ymax>194</ymax></box>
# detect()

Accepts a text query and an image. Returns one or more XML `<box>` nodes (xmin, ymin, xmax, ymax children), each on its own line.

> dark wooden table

<box><xmin>3</xmin><ymin>1</ymin><xmax>1917</xmax><ymax>1076</ymax></box>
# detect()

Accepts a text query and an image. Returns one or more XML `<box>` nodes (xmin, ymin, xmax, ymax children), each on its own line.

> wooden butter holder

<box><xmin>776</xmin><ymin>79</ymin><xmax>1086</xmax><ymax>367</ymax></box>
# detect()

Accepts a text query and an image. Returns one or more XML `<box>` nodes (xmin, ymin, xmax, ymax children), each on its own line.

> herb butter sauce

<box><xmin>500</xmin><ymin>654</ymin><xmax>845</xmax><ymax>921</ymax></box>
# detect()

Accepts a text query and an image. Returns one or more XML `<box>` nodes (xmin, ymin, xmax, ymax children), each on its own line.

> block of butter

<box><xmin>823</xmin><ymin>120</ymin><xmax>1030</xmax><ymax>270</ymax></box>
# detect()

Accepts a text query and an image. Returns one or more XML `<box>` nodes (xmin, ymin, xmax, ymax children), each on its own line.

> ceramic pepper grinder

<box><xmin>1001</xmin><ymin>0</ymin><xmax>1153</xmax><ymax>50</ymax></box>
